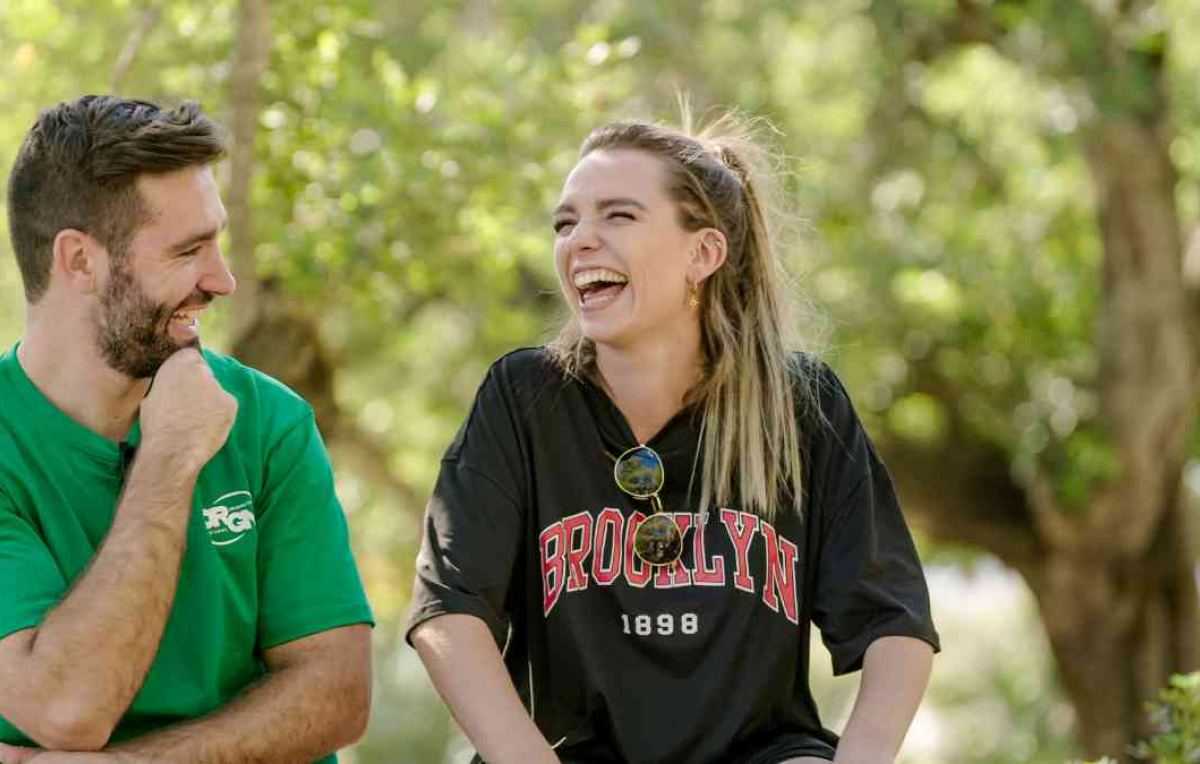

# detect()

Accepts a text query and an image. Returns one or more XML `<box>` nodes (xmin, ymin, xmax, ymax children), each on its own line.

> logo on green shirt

<box><xmin>201</xmin><ymin>491</ymin><xmax>256</xmax><ymax>546</ymax></box>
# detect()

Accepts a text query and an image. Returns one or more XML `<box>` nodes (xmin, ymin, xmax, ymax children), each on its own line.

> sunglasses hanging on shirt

<box><xmin>613</xmin><ymin>444</ymin><xmax>684</xmax><ymax>566</ymax></box>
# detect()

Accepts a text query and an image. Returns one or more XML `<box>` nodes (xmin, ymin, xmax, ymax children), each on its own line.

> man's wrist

<box><xmin>126</xmin><ymin>442</ymin><xmax>206</xmax><ymax>484</ymax></box>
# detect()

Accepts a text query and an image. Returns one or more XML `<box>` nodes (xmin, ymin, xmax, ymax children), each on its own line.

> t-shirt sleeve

<box><xmin>0</xmin><ymin>491</ymin><xmax>66</xmax><ymax>641</ymax></box>
<box><xmin>406</xmin><ymin>365</ymin><xmax>526</xmax><ymax>648</ymax></box>
<box><xmin>810</xmin><ymin>366</ymin><xmax>941</xmax><ymax>675</ymax></box>
<box><xmin>255</xmin><ymin>410</ymin><xmax>374</xmax><ymax>649</ymax></box>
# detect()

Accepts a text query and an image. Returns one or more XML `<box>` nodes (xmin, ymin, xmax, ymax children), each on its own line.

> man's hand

<box><xmin>139</xmin><ymin>348</ymin><xmax>237</xmax><ymax>473</ymax></box>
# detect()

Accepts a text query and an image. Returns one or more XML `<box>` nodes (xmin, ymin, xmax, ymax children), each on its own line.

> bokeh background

<box><xmin>3</xmin><ymin>1</ymin><xmax>1200</xmax><ymax>762</ymax></box>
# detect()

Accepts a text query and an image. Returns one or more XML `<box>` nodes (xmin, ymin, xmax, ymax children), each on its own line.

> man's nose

<box><xmin>200</xmin><ymin>247</ymin><xmax>237</xmax><ymax>296</ymax></box>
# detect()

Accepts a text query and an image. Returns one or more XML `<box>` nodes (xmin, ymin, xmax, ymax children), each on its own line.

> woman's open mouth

<box><xmin>574</xmin><ymin>267</ymin><xmax>629</xmax><ymax>309</ymax></box>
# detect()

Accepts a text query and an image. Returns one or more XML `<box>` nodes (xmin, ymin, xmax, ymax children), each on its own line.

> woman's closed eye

<box><xmin>554</xmin><ymin>210</ymin><xmax>634</xmax><ymax>235</ymax></box>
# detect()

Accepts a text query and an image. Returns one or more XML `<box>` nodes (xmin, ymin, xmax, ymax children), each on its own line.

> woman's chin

<box><xmin>580</xmin><ymin>321</ymin><xmax>632</xmax><ymax>348</ymax></box>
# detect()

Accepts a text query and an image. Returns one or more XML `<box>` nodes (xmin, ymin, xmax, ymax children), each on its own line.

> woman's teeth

<box><xmin>573</xmin><ymin>268</ymin><xmax>629</xmax><ymax>305</ymax></box>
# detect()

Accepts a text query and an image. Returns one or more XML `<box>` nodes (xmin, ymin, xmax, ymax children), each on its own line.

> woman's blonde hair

<box><xmin>548</xmin><ymin>110</ymin><xmax>818</xmax><ymax>522</ymax></box>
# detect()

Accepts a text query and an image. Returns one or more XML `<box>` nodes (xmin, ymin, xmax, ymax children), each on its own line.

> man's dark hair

<box><xmin>6</xmin><ymin>95</ymin><xmax>226</xmax><ymax>302</ymax></box>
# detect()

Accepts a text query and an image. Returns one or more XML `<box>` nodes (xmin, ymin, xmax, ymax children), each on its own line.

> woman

<box><xmin>407</xmin><ymin>114</ymin><xmax>939</xmax><ymax>764</ymax></box>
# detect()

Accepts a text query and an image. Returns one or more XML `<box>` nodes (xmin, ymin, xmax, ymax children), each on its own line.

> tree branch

<box><xmin>867</xmin><ymin>0</ymin><xmax>1000</xmax><ymax>67</ymax></box>
<box><xmin>882</xmin><ymin>436</ymin><xmax>1040</xmax><ymax>571</ymax></box>
<box><xmin>111</xmin><ymin>3</ymin><xmax>162</xmax><ymax>92</ymax></box>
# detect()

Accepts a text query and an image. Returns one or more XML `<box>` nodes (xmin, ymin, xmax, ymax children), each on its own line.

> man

<box><xmin>0</xmin><ymin>96</ymin><xmax>373</xmax><ymax>763</ymax></box>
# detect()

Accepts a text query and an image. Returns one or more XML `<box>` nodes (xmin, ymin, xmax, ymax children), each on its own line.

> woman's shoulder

<box><xmin>477</xmin><ymin>346</ymin><xmax>578</xmax><ymax>417</ymax></box>
<box><xmin>787</xmin><ymin>351</ymin><xmax>864</xmax><ymax>446</ymax></box>
<box><xmin>487</xmin><ymin>346</ymin><xmax>567</xmax><ymax>390</ymax></box>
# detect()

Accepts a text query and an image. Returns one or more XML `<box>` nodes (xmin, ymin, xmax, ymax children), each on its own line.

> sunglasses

<box><xmin>613</xmin><ymin>444</ymin><xmax>684</xmax><ymax>566</ymax></box>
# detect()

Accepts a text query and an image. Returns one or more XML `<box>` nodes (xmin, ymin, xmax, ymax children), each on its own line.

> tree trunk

<box><xmin>227</xmin><ymin>0</ymin><xmax>270</xmax><ymax>339</ymax></box>
<box><xmin>1030</xmin><ymin>505</ymin><xmax>1200</xmax><ymax>760</ymax></box>
<box><xmin>1044</xmin><ymin>115</ymin><xmax>1198</xmax><ymax>759</ymax></box>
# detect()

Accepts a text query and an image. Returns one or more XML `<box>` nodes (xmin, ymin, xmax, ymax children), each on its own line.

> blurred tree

<box><xmin>4</xmin><ymin>0</ymin><xmax>1200</xmax><ymax>760</ymax></box>
<box><xmin>853</xmin><ymin>1</ymin><xmax>1200</xmax><ymax>758</ymax></box>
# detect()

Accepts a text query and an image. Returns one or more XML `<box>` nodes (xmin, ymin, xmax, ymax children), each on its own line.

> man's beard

<box><xmin>95</xmin><ymin>260</ymin><xmax>202</xmax><ymax>379</ymax></box>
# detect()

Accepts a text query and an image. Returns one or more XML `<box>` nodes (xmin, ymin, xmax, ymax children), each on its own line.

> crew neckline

<box><xmin>576</xmin><ymin>372</ymin><xmax>702</xmax><ymax>457</ymax></box>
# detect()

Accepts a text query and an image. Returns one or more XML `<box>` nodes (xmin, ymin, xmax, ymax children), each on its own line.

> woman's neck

<box><xmin>594</xmin><ymin>338</ymin><xmax>703</xmax><ymax>445</ymax></box>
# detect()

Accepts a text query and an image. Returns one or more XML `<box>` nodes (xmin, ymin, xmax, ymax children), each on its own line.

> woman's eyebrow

<box><xmin>553</xmin><ymin>197</ymin><xmax>647</xmax><ymax>216</ymax></box>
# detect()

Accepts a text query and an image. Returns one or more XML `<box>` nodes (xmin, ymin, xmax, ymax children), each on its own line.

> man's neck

<box><xmin>18</xmin><ymin>321</ymin><xmax>149</xmax><ymax>443</ymax></box>
<box><xmin>594</xmin><ymin>328</ymin><xmax>703</xmax><ymax>445</ymax></box>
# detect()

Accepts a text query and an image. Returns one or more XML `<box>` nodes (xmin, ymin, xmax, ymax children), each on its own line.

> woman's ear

<box><xmin>689</xmin><ymin>228</ymin><xmax>728</xmax><ymax>284</ymax></box>
<box><xmin>52</xmin><ymin>228</ymin><xmax>103</xmax><ymax>295</ymax></box>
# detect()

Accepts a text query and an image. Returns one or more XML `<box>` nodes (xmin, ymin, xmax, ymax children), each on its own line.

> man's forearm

<box><xmin>107</xmin><ymin>629</ymin><xmax>371</xmax><ymax>764</ymax></box>
<box><xmin>834</xmin><ymin>636</ymin><xmax>934</xmax><ymax>764</ymax></box>
<box><xmin>1</xmin><ymin>451</ymin><xmax>198</xmax><ymax>749</ymax></box>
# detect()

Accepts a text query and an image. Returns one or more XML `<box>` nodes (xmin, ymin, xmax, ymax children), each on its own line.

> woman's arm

<box><xmin>833</xmin><ymin>635</ymin><xmax>934</xmax><ymax>764</ymax></box>
<box><xmin>411</xmin><ymin>614</ymin><xmax>560</xmax><ymax>764</ymax></box>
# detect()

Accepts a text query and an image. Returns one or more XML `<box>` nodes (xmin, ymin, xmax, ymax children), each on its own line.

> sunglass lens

<box><xmin>633</xmin><ymin>513</ymin><xmax>683</xmax><ymax>565</ymax></box>
<box><xmin>614</xmin><ymin>446</ymin><xmax>664</xmax><ymax>498</ymax></box>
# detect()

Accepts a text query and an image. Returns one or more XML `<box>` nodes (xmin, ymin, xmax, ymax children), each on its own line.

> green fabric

<box><xmin>0</xmin><ymin>344</ymin><xmax>373</xmax><ymax>763</ymax></box>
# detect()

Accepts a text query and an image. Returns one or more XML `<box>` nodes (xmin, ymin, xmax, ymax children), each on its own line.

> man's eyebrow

<box><xmin>166</xmin><ymin>216</ymin><xmax>228</xmax><ymax>252</ymax></box>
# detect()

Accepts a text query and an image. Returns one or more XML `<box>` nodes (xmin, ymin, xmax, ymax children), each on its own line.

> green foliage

<box><xmin>1132</xmin><ymin>673</ymin><xmax>1200</xmax><ymax>763</ymax></box>
<box><xmin>4</xmin><ymin>1</ymin><xmax>1200</xmax><ymax>760</ymax></box>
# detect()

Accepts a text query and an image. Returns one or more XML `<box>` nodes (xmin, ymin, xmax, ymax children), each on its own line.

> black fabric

<box><xmin>407</xmin><ymin>348</ymin><xmax>939</xmax><ymax>764</ymax></box>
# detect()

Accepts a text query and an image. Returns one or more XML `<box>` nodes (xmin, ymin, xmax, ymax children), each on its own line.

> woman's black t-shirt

<box><xmin>407</xmin><ymin>348</ymin><xmax>940</xmax><ymax>764</ymax></box>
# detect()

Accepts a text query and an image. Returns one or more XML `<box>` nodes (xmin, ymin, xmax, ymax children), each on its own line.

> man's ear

<box><xmin>52</xmin><ymin>228</ymin><xmax>103</xmax><ymax>295</ymax></box>
<box><xmin>689</xmin><ymin>228</ymin><xmax>728</xmax><ymax>284</ymax></box>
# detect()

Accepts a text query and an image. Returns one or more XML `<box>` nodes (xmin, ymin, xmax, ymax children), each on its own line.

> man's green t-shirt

<box><xmin>0</xmin><ymin>345</ymin><xmax>374</xmax><ymax>762</ymax></box>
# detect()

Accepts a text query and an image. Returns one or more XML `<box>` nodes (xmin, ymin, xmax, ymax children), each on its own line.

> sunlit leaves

<box><xmin>889</xmin><ymin>392</ymin><xmax>950</xmax><ymax>446</ymax></box>
<box><xmin>5</xmin><ymin>2</ymin><xmax>1200</xmax><ymax>758</ymax></box>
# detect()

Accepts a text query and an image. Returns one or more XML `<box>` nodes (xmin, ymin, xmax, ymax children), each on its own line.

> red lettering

<box><xmin>591</xmin><ymin>508</ymin><xmax>624</xmax><ymax>586</ymax></box>
<box><xmin>760</xmin><ymin>521</ymin><xmax>800</xmax><ymax>624</ymax></box>
<box><xmin>623</xmin><ymin>512</ymin><xmax>652</xmax><ymax>588</ymax></box>
<box><xmin>692</xmin><ymin>514</ymin><xmax>726</xmax><ymax>587</ymax></box>
<box><xmin>540</xmin><ymin>521</ymin><xmax>566</xmax><ymax>616</ymax></box>
<box><xmin>653</xmin><ymin>513</ymin><xmax>694</xmax><ymax>588</ymax></box>
<box><xmin>720</xmin><ymin>509</ymin><xmax>758</xmax><ymax>593</ymax></box>
<box><xmin>562</xmin><ymin>512</ymin><xmax>593</xmax><ymax>592</ymax></box>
